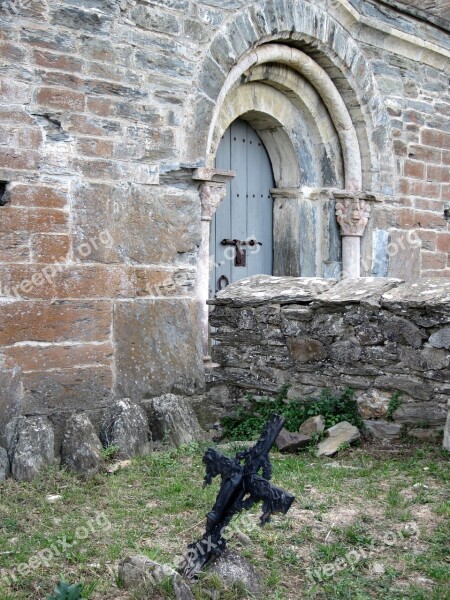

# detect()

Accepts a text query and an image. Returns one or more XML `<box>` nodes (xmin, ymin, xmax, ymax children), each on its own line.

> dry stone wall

<box><xmin>209</xmin><ymin>276</ymin><xmax>450</xmax><ymax>443</ymax></box>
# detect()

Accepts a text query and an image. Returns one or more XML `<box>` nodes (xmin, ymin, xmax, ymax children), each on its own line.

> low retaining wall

<box><xmin>208</xmin><ymin>276</ymin><xmax>450</xmax><ymax>445</ymax></box>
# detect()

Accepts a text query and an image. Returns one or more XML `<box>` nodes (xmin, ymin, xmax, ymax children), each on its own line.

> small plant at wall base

<box><xmin>387</xmin><ymin>392</ymin><xmax>402</xmax><ymax>422</ymax></box>
<box><xmin>101</xmin><ymin>445</ymin><xmax>120</xmax><ymax>462</ymax></box>
<box><xmin>221</xmin><ymin>386</ymin><xmax>363</xmax><ymax>440</ymax></box>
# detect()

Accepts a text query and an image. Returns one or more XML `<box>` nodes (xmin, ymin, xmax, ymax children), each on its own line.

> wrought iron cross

<box><xmin>182</xmin><ymin>414</ymin><xmax>295</xmax><ymax>579</ymax></box>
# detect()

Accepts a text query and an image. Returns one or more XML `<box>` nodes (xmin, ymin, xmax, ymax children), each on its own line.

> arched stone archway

<box><xmin>188</xmin><ymin>0</ymin><xmax>398</xmax><ymax>359</ymax></box>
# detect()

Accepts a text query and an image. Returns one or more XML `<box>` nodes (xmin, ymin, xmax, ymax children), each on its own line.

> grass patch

<box><xmin>0</xmin><ymin>442</ymin><xmax>448</xmax><ymax>599</ymax></box>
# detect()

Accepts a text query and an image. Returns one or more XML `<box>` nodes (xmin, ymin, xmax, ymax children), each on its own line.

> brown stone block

<box><xmin>421</xmin><ymin>269</ymin><xmax>450</xmax><ymax>278</ymax></box>
<box><xmin>33</xmin><ymin>49</ymin><xmax>83</xmax><ymax>72</ymax></box>
<box><xmin>36</xmin><ymin>86</ymin><xmax>85</xmax><ymax>111</ymax></box>
<box><xmin>86</xmin><ymin>97</ymin><xmax>114</xmax><ymax>117</ymax></box>
<box><xmin>404</xmin><ymin>160</ymin><xmax>425</xmax><ymax>179</ymax></box>
<box><xmin>421</xmin><ymin>251</ymin><xmax>447</xmax><ymax>270</ymax></box>
<box><xmin>0</xmin><ymin>232</ymin><xmax>30</xmax><ymax>263</ymax></box>
<box><xmin>0</xmin><ymin>301</ymin><xmax>111</xmax><ymax>344</ymax></box>
<box><xmin>414</xmin><ymin>198</ymin><xmax>444</xmax><ymax>212</ymax></box>
<box><xmin>427</xmin><ymin>164</ymin><xmax>450</xmax><ymax>183</ymax></box>
<box><xmin>8</xmin><ymin>184</ymin><xmax>68</xmax><ymax>209</ymax></box>
<box><xmin>72</xmin><ymin>182</ymin><xmax>200</xmax><ymax>264</ymax></box>
<box><xmin>421</xmin><ymin>128</ymin><xmax>450</xmax><ymax>150</ymax></box>
<box><xmin>387</xmin><ymin>230</ymin><xmax>421</xmax><ymax>281</ymax></box>
<box><xmin>408</xmin><ymin>144</ymin><xmax>441</xmax><ymax>164</ymax></box>
<box><xmin>0</xmin><ymin>148</ymin><xmax>42</xmax><ymax>171</ymax></box>
<box><xmin>22</xmin><ymin>367</ymin><xmax>113</xmax><ymax>414</ymax></box>
<box><xmin>65</xmin><ymin>114</ymin><xmax>121</xmax><ymax>137</ymax></box>
<box><xmin>4</xmin><ymin>342</ymin><xmax>113</xmax><ymax>372</ymax></box>
<box><xmin>115</xmin><ymin>299</ymin><xmax>204</xmax><ymax>400</ymax></box>
<box><xmin>76</xmin><ymin>138</ymin><xmax>114</xmax><ymax>159</ymax></box>
<box><xmin>397</xmin><ymin>209</ymin><xmax>445</xmax><ymax>230</ymax></box>
<box><xmin>436</xmin><ymin>233</ymin><xmax>450</xmax><ymax>254</ymax></box>
<box><xmin>31</xmin><ymin>234</ymin><xmax>70</xmax><ymax>263</ymax></box>
<box><xmin>0</xmin><ymin>207</ymin><xmax>68</xmax><ymax>235</ymax></box>
<box><xmin>287</xmin><ymin>337</ymin><xmax>327</xmax><ymax>363</ymax></box>
<box><xmin>398</xmin><ymin>178</ymin><xmax>440</xmax><ymax>198</ymax></box>
<box><xmin>0</xmin><ymin>265</ymin><xmax>130</xmax><ymax>300</ymax></box>
<box><xmin>39</xmin><ymin>70</ymin><xmax>84</xmax><ymax>90</ymax></box>
<box><xmin>0</xmin><ymin>106</ymin><xmax>35</xmax><ymax>125</ymax></box>
<box><xmin>0</xmin><ymin>42</ymin><xmax>26</xmax><ymax>62</ymax></box>
<box><xmin>416</xmin><ymin>230</ymin><xmax>437</xmax><ymax>251</ymax></box>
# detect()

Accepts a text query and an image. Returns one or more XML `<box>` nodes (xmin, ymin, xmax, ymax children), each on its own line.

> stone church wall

<box><xmin>0</xmin><ymin>0</ymin><xmax>449</xmax><ymax>425</ymax></box>
<box><xmin>209</xmin><ymin>276</ymin><xmax>450</xmax><ymax>442</ymax></box>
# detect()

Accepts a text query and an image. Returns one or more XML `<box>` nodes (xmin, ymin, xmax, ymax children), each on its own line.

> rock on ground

<box><xmin>276</xmin><ymin>427</ymin><xmax>310</xmax><ymax>452</ymax></box>
<box><xmin>363</xmin><ymin>420</ymin><xmax>401</xmax><ymax>441</ymax></box>
<box><xmin>100</xmin><ymin>399</ymin><xmax>152</xmax><ymax>459</ymax></box>
<box><xmin>5</xmin><ymin>416</ymin><xmax>55</xmax><ymax>482</ymax></box>
<box><xmin>118</xmin><ymin>555</ymin><xmax>193</xmax><ymax>600</ymax></box>
<box><xmin>299</xmin><ymin>415</ymin><xmax>325</xmax><ymax>436</ymax></box>
<box><xmin>61</xmin><ymin>413</ymin><xmax>105</xmax><ymax>476</ymax></box>
<box><xmin>207</xmin><ymin>550</ymin><xmax>262</xmax><ymax>598</ymax></box>
<box><xmin>144</xmin><ymin>394</ymin><xmax>205</xmax><ymax>447</ymax></box>
<box><xmin>408</xmin><ymin>428</ymin><xmax>443</xmax><ymax>442</ymax></box>
<box><xmin>0</xmin><ymin>447</ymin><xmax>10</xmax><ymax>482</ymax></box>
<box><xmin>317</xmin><ymin>421</ymin><xmax>360</xmax><ymax>457</ymax></box>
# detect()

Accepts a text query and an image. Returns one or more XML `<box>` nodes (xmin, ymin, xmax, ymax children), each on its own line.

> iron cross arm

<box><xmin>182</xmin><ymin>414</ymin><xmax>295</xmax><ymax>579</ymax></box>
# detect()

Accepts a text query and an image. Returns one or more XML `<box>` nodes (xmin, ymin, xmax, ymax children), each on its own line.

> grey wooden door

<box><xmin>210</xmin><ymin>119</ymin><xmax>274</xmax><ymax>296</ymax></box>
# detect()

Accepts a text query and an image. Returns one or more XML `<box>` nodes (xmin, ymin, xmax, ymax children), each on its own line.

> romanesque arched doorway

<box><xmin>209</xmin><ymin>119</ymin><xmax>275</xmax><ymax>296</ymax></box>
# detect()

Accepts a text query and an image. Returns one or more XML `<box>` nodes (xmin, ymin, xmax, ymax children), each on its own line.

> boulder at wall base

<box><xmin>276</xmin><ymin>428</ymin><xmax>311</xmax><ymax>452</ymax></box>
<box><xmin>100</xmin><ymin>399</ymin><xmax>152</xmax><ymax>459</ymax></box>
<box><xmin>118</xmin><ymin>555</ymin><xmax>193</xmax><ymax>600</ymax></box>
<box><xmin>0</xmin><ymin>447</ymin><xmax>10</xmax><ymax>482</ymax></box>
<box><xmin>144</xmin><ymin>394</ymin><xmax>205</xmax><ymax>447</ymax></box>
<box><xmin>5</xmin><ymin>416</ymin><xmax>55</xmax><ymax>482</ymax></box>
<box><xmin>363</xmin><ymin>420</ymin><xmax>402</xmax><ymax>441</ymax></box>
<box><xmin>61</xmin><ymin>413</ymin><xmax>105</xmax><ymax>476</ymax></box>
<box><xmin>207</xmin><ymin>550</ymin><xmax>262</xmax><ymax>598</ymax></box>
<box><xmin>299</xmin><ymin>415</ymin><xmax>325</xmax><ymax>436</ymax></box>
<box><xmin>317</xmin><ymin>421</ymin><xmax>361</xmax><ymax>457</ymax></box>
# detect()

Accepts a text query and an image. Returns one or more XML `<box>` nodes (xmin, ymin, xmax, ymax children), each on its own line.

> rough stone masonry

<box><xmin>0</xmin><ymin>1</ymin><xmax>449</xmax><ymax>445</ymax></box>
<box><xmin>209</xmin><ymin>276</ymin><xmax>450</xmax><ymax>445</ymax></box>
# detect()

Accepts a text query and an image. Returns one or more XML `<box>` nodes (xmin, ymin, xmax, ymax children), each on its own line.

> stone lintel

<box><xmin>271</xmin><ymin>187</ymin><xmax>341</xmax><ymax>200</ymax></box>
<box><xmin>192</xmin><ymin>168</ymin><xmax>235</xmax><ymax>184</ymax></box>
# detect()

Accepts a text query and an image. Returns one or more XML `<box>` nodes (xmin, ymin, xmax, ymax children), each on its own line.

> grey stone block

<box><xmin>101</xmin><ymin>399</ymin><xmax>152</xmax><ymax>459</ymax></box>
<box><xmin>61</xmin><ymin>414</ymin><xmax>105</xmax><ymax>476</ymax></box>
<box><xmin>6</xmin><ymin>416</ymin><xmax>55</xmax><ymax>482</ymax></box>
<box><xmin>144</xmin><ymin>394</ymin><xmax>205</xmax><ymax>448</ymax></box>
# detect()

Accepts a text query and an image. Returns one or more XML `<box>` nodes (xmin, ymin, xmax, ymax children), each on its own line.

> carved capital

<box><xmin>199</xmin><ymin>183</ymin><xmax>227</xmax><ymax>221</ymax></box>
<box><xmin>334</xmin><ymin>193</ymin><xmax>371</xmax><ymax>237</ymax></box>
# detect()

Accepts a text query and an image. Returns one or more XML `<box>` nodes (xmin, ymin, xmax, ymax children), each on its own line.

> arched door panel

<box><xmin>210</xmin><ymin>119</ymin><xmax>274</xmax><ymax>296</ymax></box>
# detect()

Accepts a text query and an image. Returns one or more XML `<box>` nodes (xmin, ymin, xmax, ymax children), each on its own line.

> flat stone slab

<box><xmin>382</xmin><ymin>279</ymin><xmax>450</xmax><ymax>308</ymax></box>
<box><xmin>317</xmin><ymin>421</ymin><xmax>361</xmax><ymax>456</ymax></box>
<box><xmin>363</xmin><ymin>420</ymin><xmax>401</xmax><ymax>440</ymax></box>
<box><xmin>315</xmin><ymin>277</ymin><xmax>402</xmax><ymax>306</ymax></box>
<box><xmin>209</xmin><ymin>275</ymin><xmax>336</xmax><ymax>307</ymax></box>
<box><xmin>276</xmin><ymin>428</ymin><xmax>310</xmax><ymax>452</ymax></box>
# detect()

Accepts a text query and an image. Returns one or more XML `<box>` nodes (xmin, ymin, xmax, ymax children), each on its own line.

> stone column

<box><xmin>334</xmin><ymin>192</ymin><xmax>372</xmax><ymax>278</ymax></box>
<box><xmin>192</xmin><ymin>168</ymin><xmax>235</xmax><ymax>363</ymax></box>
